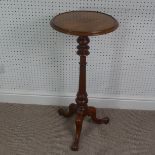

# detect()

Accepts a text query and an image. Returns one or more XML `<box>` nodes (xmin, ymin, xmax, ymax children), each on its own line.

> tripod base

<box><xmin>58</xmin><ymin>103</ymin><xmax>109</xmax><ymax>151</ymax></box>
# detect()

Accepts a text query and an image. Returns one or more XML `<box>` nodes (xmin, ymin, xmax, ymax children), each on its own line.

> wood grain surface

<box><xmin>50</xmin><ymin>11</ymin><xmax>118</xmax><ymax>36</ymax></box>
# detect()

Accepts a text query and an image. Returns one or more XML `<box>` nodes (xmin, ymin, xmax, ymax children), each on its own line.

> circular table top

<box><xmin>50</xmin><ymin>11</ymin><xmax>118</xmax><ymax>36</ymax></box>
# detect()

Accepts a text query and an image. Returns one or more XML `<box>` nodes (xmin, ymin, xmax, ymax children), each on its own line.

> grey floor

<box><xmin>0</xmin><ymin>103</ymin><xmax>155</xmax><ymax>155</ymax></box>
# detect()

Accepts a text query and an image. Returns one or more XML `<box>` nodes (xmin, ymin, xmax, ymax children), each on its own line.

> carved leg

<box><xmin>71</xmin><ymin>112</ymin><xmax>84</xmax><ymax>151</ymax></box>
<box><xmin>88</xmin><ymin>106</ymin><xmax>109</xmax><ymax>124</ymax></box>
<box><xmin>58</xmin><ymin>103</ymin><xmax>77</xmax><ymax>118</ymax></box>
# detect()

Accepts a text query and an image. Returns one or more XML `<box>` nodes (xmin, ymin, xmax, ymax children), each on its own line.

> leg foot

<box><xmin>88</xmin><ymin>106</ymin><xmax>109</xmax><ymax>124</ymax></box>
<box><xmin>71</xmin><ymin>113</ymin><xmax>84</xmax><ymax>151</ymax></box>
<box><xmin>58</xmin><ymin>103</ymin><xmax>77</xmax><ymax>118</ymax></box>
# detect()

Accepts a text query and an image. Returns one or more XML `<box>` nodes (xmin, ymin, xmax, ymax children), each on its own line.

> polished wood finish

<box><xmin>58</xmin><ymin>36</ymin><xmax>109</xmax><ymax>151</ymax></box>
<box><xmin>50</xmin><ymin>11</ymin><xmax>118</xmax><ymax>36</ymax></box>
<box><xmin>50</xmin><ymin>11</ymin><xmax>118</xmax><ymax>151</ymax></box>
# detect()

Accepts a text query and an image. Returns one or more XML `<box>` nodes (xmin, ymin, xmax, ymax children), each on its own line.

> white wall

<box><xmin>0</xmin><ymin>0</ymin><xmax>155</xmax><ymax>110</ymax></box>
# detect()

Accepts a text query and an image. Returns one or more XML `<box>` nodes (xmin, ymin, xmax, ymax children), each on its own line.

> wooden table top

<box><xmin>50</xmin><ymin>11</ymin><xmax>118</xmax><ymax>36</ymax></box>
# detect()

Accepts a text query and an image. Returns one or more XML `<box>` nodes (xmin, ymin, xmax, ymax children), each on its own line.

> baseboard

<box><xmin>0</xmin><ymin>92</ymin><xmax>155</xmax><ymax>110</ymax></box>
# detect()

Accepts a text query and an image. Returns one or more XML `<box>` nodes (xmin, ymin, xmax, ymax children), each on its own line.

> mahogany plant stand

<box><xmin>50</xmin><ymin>11</ymin><xmax>118</xmax><ymax>151</ymax></box>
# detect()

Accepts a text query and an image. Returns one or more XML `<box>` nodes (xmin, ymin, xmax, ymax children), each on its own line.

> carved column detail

<box><xmin>75</xmin><ymin>36</ymin><xmax>90</xmax><ymax>112</ymax></box>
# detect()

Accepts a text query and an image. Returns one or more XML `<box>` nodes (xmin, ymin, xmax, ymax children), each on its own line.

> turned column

<box><xmin>75</xmin><ymin>36</ymin><xmax>90</xmax><ymax>112</ymax></box>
